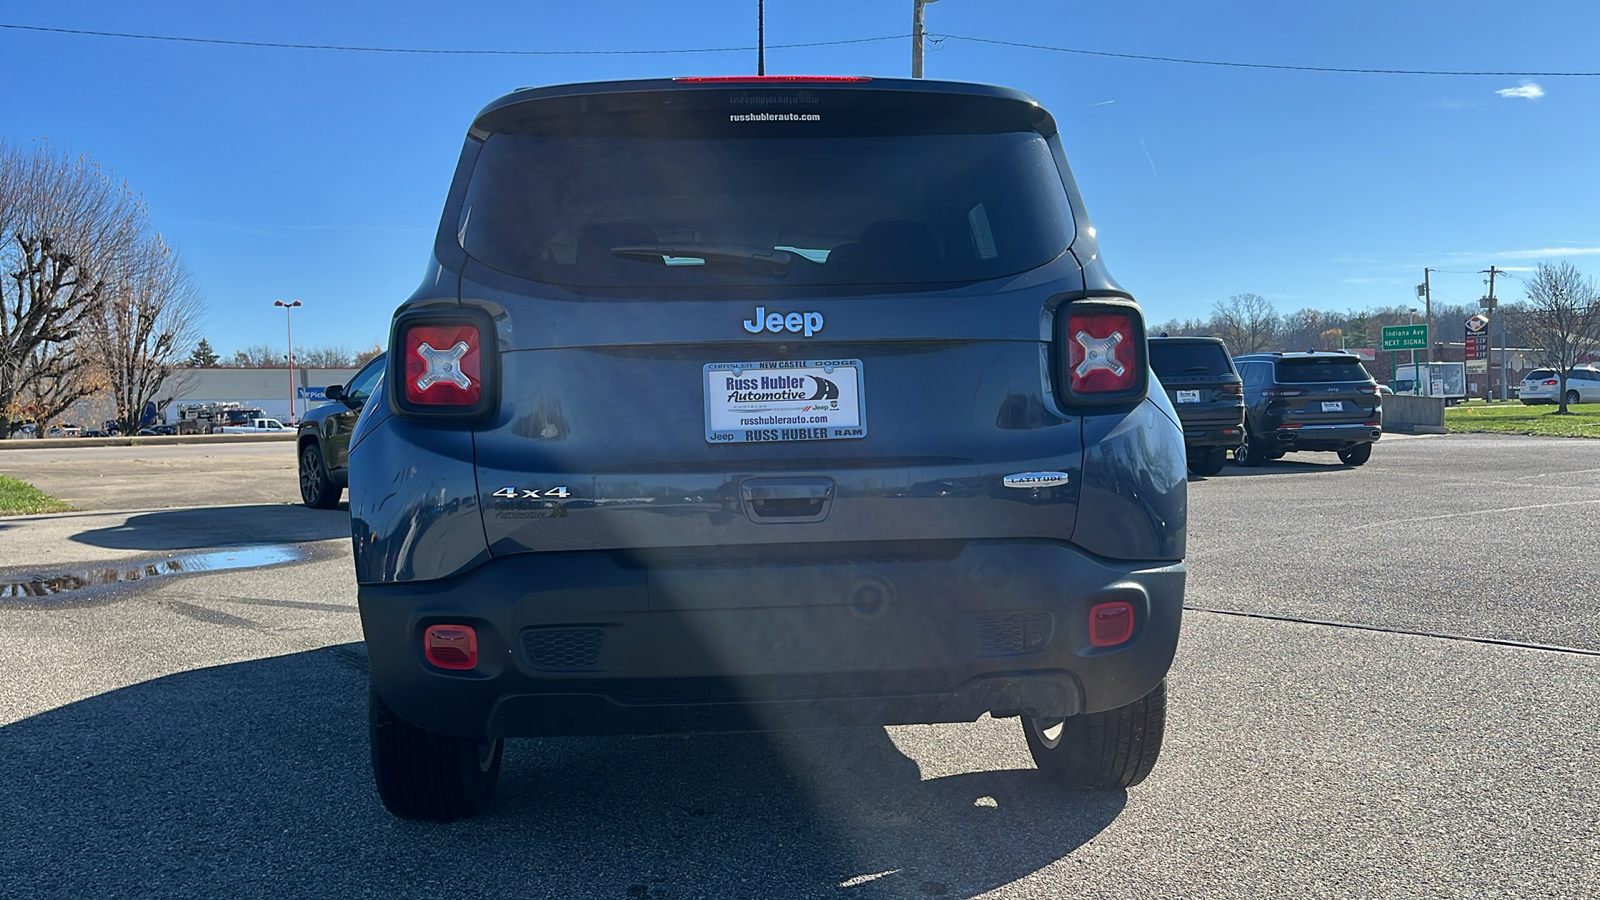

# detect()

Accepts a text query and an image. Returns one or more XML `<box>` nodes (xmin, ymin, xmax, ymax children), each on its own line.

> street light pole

<box><xmin>274</xmin><ymin>300</ymin><xmax>301</xmax><ymax>423</ymax></box>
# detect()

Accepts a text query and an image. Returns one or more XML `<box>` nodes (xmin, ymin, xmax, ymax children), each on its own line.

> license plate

<box><xmin>704</xmin><ymin>360</ymin><xmax>866</xmax><ymax>443</ymax></box>
<box><xmin>1176</xmin><ymin>390</ymin><xmax>1201</xmax><ymax>403</ymax></box>
<box><xmin>1322</xmin><ymin>401</ymin><xmax>1343</xmax><ymax>412</ymax></box>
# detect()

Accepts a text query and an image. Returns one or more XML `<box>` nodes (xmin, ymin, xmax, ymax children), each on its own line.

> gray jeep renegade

<box><xmin>349</xmin><ymin>76</ymin><xmax>1188</xmax><ymax>821</ymax></box>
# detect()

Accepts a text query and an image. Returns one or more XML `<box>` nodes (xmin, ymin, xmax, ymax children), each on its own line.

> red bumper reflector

<box><xmin>424</xmin><ymin>624</ymin><xmax>478</xmax><ymax>670</ymax></box>
<box><xmin>1088</xmin><ymin>601</ymin><xmax>1135</xmax><ymax>647</ymax></box>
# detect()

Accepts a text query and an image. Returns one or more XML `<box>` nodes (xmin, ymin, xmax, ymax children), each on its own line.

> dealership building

<box><xmin>159</xmin><ymin>366</ymin><xmax>366</xmax><ymax>424</ymax></box>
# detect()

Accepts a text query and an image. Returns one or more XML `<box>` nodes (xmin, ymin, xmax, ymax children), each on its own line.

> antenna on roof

<box><xmin>757</xmin><ymin>0</ymin><xmax>765</xmax><ymax>76</ymax></box>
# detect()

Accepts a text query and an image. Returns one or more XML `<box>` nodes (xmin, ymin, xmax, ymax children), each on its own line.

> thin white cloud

<box><xmin>1496</xmin><ymin>81</ymin><xmax>1544</xmax><ymax>100</ymax></box>
<box><xmin>1140</xmin><ymin>137</ymin><xmax>1157</xmax><ymax>179</ymax></box>
<box><xmin>1090</xmin><ymin>100</ymin><xmax>1115</xmax><ymax>107</ymax></box>
<box><xmin>1498</xmin><ymin>246</ymin><xmax>1600</xmax><ymax>259</ymax></box>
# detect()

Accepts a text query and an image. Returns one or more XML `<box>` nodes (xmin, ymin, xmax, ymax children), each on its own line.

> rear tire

<box><xmin>1567</xmin><ymin>390</ymin><xmax>1581</xmax><ymax>405</ymax></box>
<box><xmin>370</xmin><ymin>682</ymin><xmax>502</xmax><ymax>822</ymax></box>
<box><xmin>299</xmin><ymin>443</ymin><xmax>342</xmax><ymax>509</ymax></box>
<box><xmin>1188</xmin><ymin>446</ymin><xmax>1227</xmax><ymax>477</ymax></box>
<box><xmin>1337</xmin><ymin>442</ymin><xmax>1372</xmax><ymax>466</ymax></box>
<box><xmin>1024</xmin><ymin>681</ymin><xmax>1166</xmax><ymax>790</ymax></box>
<box><xmin>1233</xmin><ymin>428</ymin><xmax>1265</xmax><ymax>467</ymax></box>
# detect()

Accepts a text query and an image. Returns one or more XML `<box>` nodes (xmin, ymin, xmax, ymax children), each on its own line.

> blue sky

<box><xmin>2</xmin><ymin>1</ymin><xmax>1598</xmax><ymax>354</ymax></box>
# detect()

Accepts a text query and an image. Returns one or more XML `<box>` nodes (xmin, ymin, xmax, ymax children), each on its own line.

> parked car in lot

<box><xmin>349</xmin><ymin>76</ymin><xmax>1187</xmax><ymax>821</ymax></box>
<box><xmin>1232</xmin><ymin>351</ymin><xmax>1383</xmax><ymax>467</ymax></box>
<box><xmin>1148</xmin><ymin>335</ymin><xmax>1243</xmax><ymax>476</ymax></box>
<box><xmin>216</xmin><ymin>417</ymin><xmax>288</xmax><ymax>434</ymax></box>
<box><xmin>297</xmin><ymin>353</ymin><xmax>385</xmax><ymax>508</ymax></box>
<box><xmin>1519</xmin><ymin>367</ymin><xmax>1600</xmax><ymax>405</ymax></box>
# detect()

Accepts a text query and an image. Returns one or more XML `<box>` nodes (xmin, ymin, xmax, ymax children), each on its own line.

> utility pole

<box><xmin>757</xmin><ymin>0</ymin><xmax>765</xmax><ymax>76</ymax></box>
<box><xmin>912</xmin><ymin>0</ymin><xmax>940</xmax><ymax>78</ymax></box>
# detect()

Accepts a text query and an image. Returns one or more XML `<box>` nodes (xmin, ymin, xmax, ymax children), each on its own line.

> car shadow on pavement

<box><xmin>1205</xmin><ymin>458</ymin><xmax>1360</xmax><ymax>477</ymax></box>
<box><xmin>0</xmin><ymin>644</ymin><xmax>1124</xmax><ymax>899</ymax></box>
<box><xmin>70</xmin><ymin>504</ymin><xmax>350</xmax><ymax>552</ymax></box>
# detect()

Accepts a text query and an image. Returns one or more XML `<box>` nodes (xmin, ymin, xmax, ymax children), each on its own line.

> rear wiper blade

<box><xmin>610</xmin><ymin>244</ymin><xmax>793</xmax><ymax>273</ymax></box>
<box><xmin>1184</xmin><ymin>366</ymin><xmax>1211</xmax><ymax>373</ymax></box>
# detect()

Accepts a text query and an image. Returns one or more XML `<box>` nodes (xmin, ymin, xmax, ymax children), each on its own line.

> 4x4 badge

<box><xmin>492</xmin><ymin>486</ymin><xmax>571</xmax><ymax>500</ymax></box>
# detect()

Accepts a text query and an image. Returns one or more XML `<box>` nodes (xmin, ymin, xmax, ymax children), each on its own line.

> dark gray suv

<box><xmin>1148</xmin><ymin>336</ymin><xmax>1244</xmax><ymax>476</ymax></box>
<box><xmin>1233</xmin><ymin>351</ymin><xmax>1383</xmax><ymax>466</ymax></box>
<box><xmin>349</xmin><ymin>76</ymin><xmax>1187</xmax><ymax>821</ymax></box>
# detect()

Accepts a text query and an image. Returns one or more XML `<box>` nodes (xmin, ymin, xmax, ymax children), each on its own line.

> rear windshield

<box><xmin>458</xmin><ymin>92</ymin><xmax>1074</xmax><ymax>288</ymax></box>
<box><xmin>1149</xmin><ymin>341</ymin><xmax>1234</xmax><ymax>378</ymax></box>
<box><xmin>1274</xmin><ymin>357</ymin><xmax>1371</xmax><ymax>383</ymax></box>
<box><xmin>1526</xmin><ymin>370</ymin><xmax>1555</xmax><ymax>381</ymax></box>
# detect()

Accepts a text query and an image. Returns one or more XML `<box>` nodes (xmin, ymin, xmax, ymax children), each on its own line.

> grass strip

<box><xmin>1445</xmin><ymin>402</ymin><xmax>1600</xmax><ymax>438</ymax></box>
<box><xmin>0</xmin><ymin>474</ymin><xmax>72</xmax><ymax>516</ymax></box>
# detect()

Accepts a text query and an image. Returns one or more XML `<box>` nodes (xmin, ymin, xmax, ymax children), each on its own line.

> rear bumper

<box><xmin>1270</xmin><ymin>423</ymin><xmax>1382</xmax><ymax>450</ymax></box>
<box><xmin>1173</xmin><ymin>408</ymin><xmax>1245</xmax><ymax>448</ymax></box>
<box><xmin>359</xmin><ymin>541</ymin><xmax>1184</xmax><ymax>738</ymax></box>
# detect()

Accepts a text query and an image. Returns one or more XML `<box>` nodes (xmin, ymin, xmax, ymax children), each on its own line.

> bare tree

<box><xmin>1510</xmin><ymin>262</ymin><xmax>1600</xmax><ymax>414</ymax></box>
<box><xmin>90</xmin><ymin>234</ymin><xmax>205</xmax><ymax>434</ymax></box>
<box><xmin>1280</xmin><ymin>307</ymin><xmax>1333</xmax><ymax>351</ymax></box>
<box><xmin>354</xmin><ymin>343</ymin><xmax>385</xmax><ymax>365</ymax></box>
<box><xmin>299</xmin><ymin>345</ymin><xmax>355</xmax><ymax>368</ymax></box>
<box><xmin>222</xmin><ymin>344</ymin><xmax>285</xmax><ymax>367</ymax></box>
<box><xmin>13</xmin><ymin>340</ymin><xmax>108</xmax><ymax>429</ymax></box>
<box><xmin>0</xmin><ymin>140</ymin><xmax>147</xmax><ymax>437</ymax></box>
<box><xmin>1209</xmin><ymin>293</ymin><xmax>1280</xmax><ymax>355</ymax></box>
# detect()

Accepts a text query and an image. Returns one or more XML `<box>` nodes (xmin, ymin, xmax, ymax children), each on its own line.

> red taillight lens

<box><xmin>1055</xmin><ymin>299</ymin><xmax>1148</xmax><ymax>406</ymax></box>
<box><xmin>1088</xmin><ymin>601</ymin><xmax>1135</xmax><ymax>647</ymax></box>
<box><xmin>1543</xmin><ymin>380</ymin><xmax>1558</xmax><ymax>385</ymax></box>
<box><xmin>403</xmin><ymin>324</ymin><xmax>481</xmax><ymax>406</ymax></box>
<box><xmin>1067</xmin><ymin>312</ymin><xmax>1138</xmax><ymax>393</ymax></box>
<box><xmin>1217</xmin><ymin>383</ymin><xmax>1243</xmax><ymax>396</ymax></box>
<box><xmin>1357</xmin><ymin>384</ymin><xmax>1379</xmax><ymax>395</ymax></box>
<box><xmin>424</xmin><ymin>624</ymin><xmax>478</xmax><ymax>670</ymax></box>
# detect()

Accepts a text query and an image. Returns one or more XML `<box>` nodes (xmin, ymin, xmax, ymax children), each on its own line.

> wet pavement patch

<box><xmin>0</xmin><ymin>546</ymin><xmax>305</xmax><ymax>602</ymax></box>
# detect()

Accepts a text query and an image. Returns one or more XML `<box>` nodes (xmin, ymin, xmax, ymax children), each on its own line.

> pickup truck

<box><xmin>217</xmin><ymin>418</ymin><xmax>288</xmax><ymax>434</ymax></box>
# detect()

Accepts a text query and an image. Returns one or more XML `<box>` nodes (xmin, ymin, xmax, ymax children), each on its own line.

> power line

<box><xmin>0</xmin><ymin>22</ymin><xmax>904</xmax><ymax>56</ymax></box>
<box><xmin>5</xmin><ymin>20</ymin><xmax>1600</xmax><ymax>76</ymax></box>
<box><xmin>934</xmin><ymin>33</ymin><xmax>1600</xmax><ymax>77</ymax></box>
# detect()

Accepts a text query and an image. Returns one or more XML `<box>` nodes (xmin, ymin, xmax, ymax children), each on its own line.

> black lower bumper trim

<box><xmin>484</xmin><ymin>672</ymin><xmax>1083</xmax><ymax>737</ymax></box>
<box><xmin>359</xmin><ymin>541</ymin><xmax>1184</xmax><ymax>738</ymax></box>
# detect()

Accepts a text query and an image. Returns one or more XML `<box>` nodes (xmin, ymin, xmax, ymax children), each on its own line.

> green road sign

<box><xmin>1381</xmin><ymin>324</ymin><xmax>1428</xmax><ymax>351</ymax></box>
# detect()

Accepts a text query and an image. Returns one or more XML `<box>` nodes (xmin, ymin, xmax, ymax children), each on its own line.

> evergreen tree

<box><xmin>187</xmin><ymin>338</ymin><xmax>220</xmax><ymax>367</ymax></box>
<box><xmin>1345</xmin><ymin>315</ymin><xmax>1372</xmax><ymax>349</ymax></box>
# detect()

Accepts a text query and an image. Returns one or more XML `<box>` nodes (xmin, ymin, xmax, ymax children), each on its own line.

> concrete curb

<box><xmin>0</xmin><ymin>433</ymin><xmax>297</xmax><ymax>451</ymax></box>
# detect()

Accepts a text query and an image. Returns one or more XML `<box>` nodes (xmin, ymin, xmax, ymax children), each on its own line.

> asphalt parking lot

<box><xmin>1</xmin><ymin>434</ymin><xmax>1597</xmax><ymax>899</ymax></box>
<box><xmin>0</xmin><ymin>442</ymin><xmax>298</xmax><ymax>511</ymax></box>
